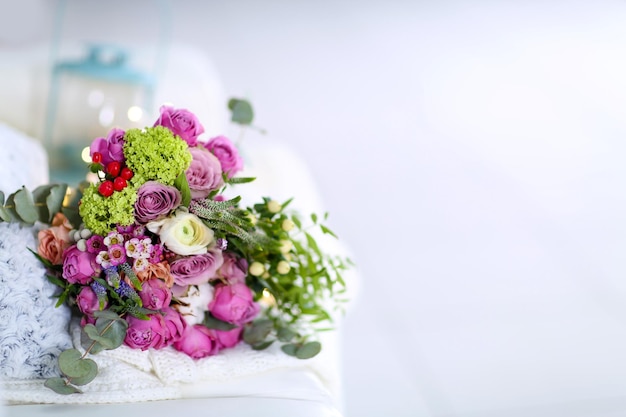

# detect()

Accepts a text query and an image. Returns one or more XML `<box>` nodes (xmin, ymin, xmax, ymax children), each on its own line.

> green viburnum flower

<box><xmin>123</xmin><ymin>126</ymin><xmax>192</xmax><ymax>186</ymax></box>
<box><xmin>79</xmin><ymin>184</ymin><xmax>137</xmax><ymax>236</ymax></box>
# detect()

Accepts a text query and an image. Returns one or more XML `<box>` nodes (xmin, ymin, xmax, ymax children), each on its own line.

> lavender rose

<box><xmin>217</xmin><ymin>252</ymin><xmax>248</xmax><ymax>284</ymax></box>
<box><xmin>124</xmin><ymin>314</ymin><xmax>168</xmax><ymax>350</ymax></box>
<box><xmin>63</xmin><ymin>245</ymin><xmax>101</xmax><ymax>285</ymax></box>
<box><xmin>173</xmin><ymin>324</ymin><xmax>219</xmax><ymax>359</ymax></box>
<box><xmin>170</xmin><ymin>250</ymin><xmax>224</xmax><ymax>286</ymax></box>
<box><xmin>203</xmin><ymin>136</ymin><xmax>243</xmax><ymax>178</ymax></box>
<box><xmin>138</xmin><ymin>278</ymin><xmax>172</xmax><ymax>310</ymax></box>
<box><xmin>209</xmin><ymin>282</ymin><xmax>260</xmax><ymax>325</ymax></box>
<box><xmin>154</xmin><ymin>105</ymin><xmax>204</xmax><ymax>146</ymax></box>
<box><xmin>186</xmin><ymin>147</ymin><xmax>224</xmax><ymax>200</ymax></box>
<box><xmin>90</xmin><ymin>128</ymin><xmax>125</xmax><ymax>166</ymax></box>
<box><xmin>135</xmin><ymin>181</ymin><xmax>182</xmax><ymax>223</ymax></box>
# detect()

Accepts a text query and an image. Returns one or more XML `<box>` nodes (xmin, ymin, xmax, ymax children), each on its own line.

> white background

<box><xmin>3</xmin><ymin>1</ymin><xmax>626</xmax><ymax>416</ymax></box>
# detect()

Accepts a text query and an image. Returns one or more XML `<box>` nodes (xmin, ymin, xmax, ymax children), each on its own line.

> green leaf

<box><xmin>96</xmin><ymin>317</ymin><xmax>128</xmax><ymax>350</ymax></box>
<box><xmin>320</xmin><ymin>224</ymin><xmax>338</xmax><ymax>239</ymax></box>
<box><xmin>92</xmin><ymin>310</ymin><xmax>121</xmax><ymax>321</ymax></box>
<box><xmin>291</xmin><ymin>215</ymin><xmax>302</xmax><ymax>230</ymax></box>
<box><xmin>174</xmin><ymin>171</ymin><xmax>191</xmax><ymax>207</ymax></box>
<box><xmin>46</xmin><ymin>184</ymin><xmax>68</xmax><ymax>222</ymax></box>
<box><xmin>44</xmin><ymin>377</ymin><xmax>81</xmax><ymax>395</ymax></box>
<box><xmin>70</xmin><ymin>362</ymin><xmax>98</xmax><ymax>386</ymax></box>
<box><xmin>32</xmin><ymin>184</ymin><xmax>55</xmax><ymax>223</ymax></box>
<box><xmin>311</xmin><ymin>213</ymin><xmax>318</xmax><ymax>224</ymax></box>
<box><xmin>12</xmin><ymin>187</ymin><xmax>38</xmax><ymax>224</ymax></box>
<box><xmin>252</xmin><ymin>340</ymin><xmax>274</xmax><ymax>350</ymax></box>
<box><xmin>58</xmin><ymin>349</ymin><xmax>97</xmax><ymax>379</ymax></box>
<box><xmin>296</xmin><ymin>341</ymin><xmax>322</xmax><ymax>359</ymax></box>
<box><xmin>305</xmin><ymin>232</ymin><xmax>322</xmax><ymax>257</ymax></box>
<box><xmin>84</xmin><ymin>324</ymin><xmax>116</xmax><ymax>349</ymax></box>
<box><xmin>203</xmin><ymin>312</ymin><xmax>238</xmax><ymax>331</ymax></box>
<box><xmin>243</xmin><ymin>319</ymin><xmax>273</xmax><ymax>345</ymax></box>
<box><xmin>276</xmin><ymin>326</ymin><xmax>297</xmax><ymax>342</ymax></box>
<box><xmin>45</xmin><ymin>274</ymin><xmax>66</xmax><ymax>288</ymax></box>
<box><xmin>0</xmin><ymin>191</ymin><xmax>4</xmax><ymax>205</ymax></box>
<box><xmin>227</xmin><ymin>176</ymin><xmax>256</xmax><ymax>185</ymax></box>
<box><xmin>281</xmin><ymin>343</ymin><xmax>298</xmax><ymax>356</ymax></box>
<box><xmin>228</xmin><ymin>98</ymin><xmax>254</xmax><ymax>125</ymax></box>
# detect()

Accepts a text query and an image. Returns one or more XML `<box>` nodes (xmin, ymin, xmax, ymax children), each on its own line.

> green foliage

<box><xmin>45</xmin><ymin>311</ymin><xmax>128</xmax><ymax>394</ymax></box>
<box><xmin>0</xmin><ymin>184</ymin><xmax>70</xmax><ymax>226</ymax></box>
<box><xmin>228</xmin><ymin>98</ymin><xmax>254</xmax><ymax>125</ymax></box>
<box><xmin>174</xmin><ymin>170</ymin><xmax>192</xmax><ymax>207</ymax></box>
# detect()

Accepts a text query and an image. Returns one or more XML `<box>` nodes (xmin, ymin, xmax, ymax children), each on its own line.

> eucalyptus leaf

<box><xmin>44</xmin><ymin>377</ymin><xmax>81</xmax><ymax>395</ymax></box>
<box><xmin>92</xmin><ymin>310</ymin><xmax>121</xmax><ymax>321</ymax></box>
<box><xmin>252</xmin><ymin>340</ymin><xmax>274</xmax><ymax>350</ymax></box>
<box><xmin>228</xmin><ymin>98</ymin><xmax>254</xmax><ymax>125</ymax></box>
<box><xmin>276</xmin><ymin>327</ymin><xmax>297</xmax><ymax>342</ymax></box>
<box><xmin>3</xmin><ymin>192</ymin><xmax>22</xmax><ymax>222</ymax></box>
<box><xmin>84</xmin><ymin>324</ymin><xmax>116</xmax><ymax>349</ymax></box>
<box><xmin>58</xmin><ymin>349</ymin><xmax>95</xmax><ymax>379</ymax></box>
<box><xmin>0</xmin><ymin>191</ymin><xmax>4</xmax><ymax>205</ymax></box>
<box><xmin>243</xmin><ymin>319</ymin><xmax>274</xmax><ymax>345</ymax></box>
<box><xmin>32</xmin><ymin>184</ymin><xmax>55</xmax><ymax>223</ymax></box>
<box><xmin>12</xmin><ymin>187</ymin><xmax>38</xmax><ymax>224</ymax></box>
<box><xmin>203</xmin><ymin>312</ymin><xmax>238</xmax><ymax>331</ymax></box>
<box><xmin>68</xmin><ymin>360</ymin><xmax>98</xmax><ymax>386</ymax></box>
<box><xmin>95</xmin><ymin>317</ymin><xmax>128</xmax><ymax>350</ymax></box>
<box><xmin>296</xmin><ymin>341</ymin><xmax>322</xmax><ymax>359</ymax></box>
<box><xmin>281</xmin><ymin>343</ymin><xmax>298</xmax><ymax>357</ymax></box>
<box><xmin>46</xmin><ymin>184</ymin><xmax>68</xmax><ymax>222</ymax></box>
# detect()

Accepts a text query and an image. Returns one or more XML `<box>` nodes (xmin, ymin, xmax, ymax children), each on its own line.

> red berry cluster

<box><xmin>92</xmin><ymin>152</ymin><xmax>134</xmax><ymax>197</ymax></box>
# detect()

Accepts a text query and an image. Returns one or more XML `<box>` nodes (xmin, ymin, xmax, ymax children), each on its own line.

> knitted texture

<box><xmin>0</xmin><ymin>223</ymin><xmax>73</xmax><ymax>379</ymax></box>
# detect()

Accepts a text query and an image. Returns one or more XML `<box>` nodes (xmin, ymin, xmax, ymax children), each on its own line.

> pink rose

<box><xmin>37</xmin><ymin>226</ymin><xmax>72</xmax><ymax>265</ymax></box>
<box><xmin>209</xmin><ymin>283</ymin><xmax>259</xmax><ymax>325</ymax></box>
<box><xmin>138</xmin><ymin>278</ymin><xmax>172</xmax><ymax>310</ymax></box>
<box><xmin>76</xmin><ymin>286</ymin><xmax>100</xmax><ymax>316</ymax></box>
<box><xmin>124</xmin><ymin>314</ymin><xmax>168</xmax><ymax>350</ymax></box>
<box><xmin>154</xmin><ymin>105</ymin><xmax>204</xmax><ymax>146</ymax></box>
<box><xmin>173</xmin><ymin>324</ymin><xmax>219</xmax><ymax>359</ymax></box>
<box><xmin>169</xmin><ymin>250</ymin><xmax>224</xmax><ymax>286</ymax></box>
<box><xmin>215</xmin><ymin>327</ymin><xmax>243</xmax><ymax>349</ymax></box>
<box><xmin>162</xmin><ymin>307</ymin><xmax>187</xmax><ymax>345</ymax></box>
<box><xmin>186</xmin><ymin>147</ymin><xmax>224</xmax><ymax>200</ymax></box>
<box><xmin>62</xmin><ymin>245</ymin><xmax>100</xmax><ymax>285</ymax></box>
<box><xmin>89</xmin><ymin>128</ymin><xmax>125</xmax><ymax>166</ymax></box>
<box><xmin>203</xmin><ymin>136</ymin><xmax>243</xmax><ymax>178</ymax></box>
<box><xmin>217</xmin><ymin>252</ymin><xmax>248</xmax><ymax>284</ymax></box>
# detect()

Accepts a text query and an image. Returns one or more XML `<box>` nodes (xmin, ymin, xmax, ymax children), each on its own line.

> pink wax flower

<box><xmin>138</xmin><ymin>278</ymin><xmax>172</xmax><ymax>310</ymax></box>
<box><xmin>209</xmin><ymin>282</ymin><xmax>259</xmax><ymax>325</ymax></box>
<box><xmin>62</xmin><ymin>245</ymin><xmax>100</xmax><ymax>285</ymax></box>
<box><xmin>215</xmin><ymin>327</ymin><xmax>243</xmax><ymax>349</ymax></box>
<box><xmin>173</xmin><ymin>324</ymin><xmax>219</xmax><ymax>359</ymax></box>
<box><xmin>90</xmin><ymin>128</ymin><xmax>125</xmax><ymax>166</ymax></box>
<box><xmin>169</xmin><ymin>250</ymin><xmax>224</xmax><ymax>286</ymax></box>
<box><xmin>107</xmin><ymin>244</ymin><xmax>126</xmax><ymax>266</ymax></box>
<box><xmin>154</xmin><ymin>105</ymin><xmax>204</xmax><ymax>146</ymax></box>
<box><xmin>86</xmin><ymin>235</ymin><xmax>105</xmax><ymax>254</ymax></box>
<box><xmin>186</xmin><ymin>147</ymin><xmax>224</xmax><ymax>200</ymax></box>
<box><xmin>216</xmin><ymin>252</ymin><xmax>248</xmax><ymax>284</ymax></box>
<box><xmin>124</xmin><ymin>314</ymin><xmax>168</xmax><ymax>350</ymax></box>
<box><xmin>203</xmin><ymin>135</ymin><xmax>243</xmax><ymax>178</ymax></box>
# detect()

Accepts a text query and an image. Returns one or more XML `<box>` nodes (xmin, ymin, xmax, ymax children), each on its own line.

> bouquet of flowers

<box><xmin>1</xmin><ymin>102</ymin><xmax>350</xmax><ymax>395</ymax></box>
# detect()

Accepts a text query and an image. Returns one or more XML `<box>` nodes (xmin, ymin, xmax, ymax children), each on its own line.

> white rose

<box><xmin>146</xmin><ymin>210</ymin><xmax>214</xmax><ymax>255</ymax></box>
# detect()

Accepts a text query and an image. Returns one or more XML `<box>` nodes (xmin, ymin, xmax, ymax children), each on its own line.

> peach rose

<box><xmin>136</xmin><ymin>261</ymin><xmax>175</xmax><ymax>287</ymax></box>
<box><xmin>37</xmin><ymin>214</ymin><xmax>73</xmax><ymax>265</ymax></box>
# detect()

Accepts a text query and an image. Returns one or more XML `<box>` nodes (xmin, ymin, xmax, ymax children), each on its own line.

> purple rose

<box><xmin>62</xmin><ymin>245</ymin><xmax>100</xmax><ymax>285</ymax></box>
<box><xmin>215</xmin><ymin>327</ymin><xmax>243</xmax><ymax>349</ymax></box>
<box><xmin>186</xmin><ymin>147</ymin><xmax>224</xmax><ymax>200</ymax></box>
<box><xmin>170</xmin><ymin>250</ymin><xmax>224</xmax><ymax>286</ymax></box>
<box><xmin>203</xmin><ymin>136</ymin><xmax>243</xmax><ymax>178</ymax></box>
<box><xmin>162</xmin><ymin>307</ymin><xmax>187</xmax><ymax>345</ymax></box>
<box><xmin>209</xmin><ymin>283</ymin><xmax>259</xmax><ymax>325</ymax></box>
<box><xmin>135</xmin><ymin>181</ymin><xmax>182</xmax><ymax>224</ymax></box>
<box><xmin>76</xmin><ymin>286</ymin><xmax>100</xmax><ymax>316</ymax></box>
<box><xmin>124</xmin><ymin>314</ymin><xmax>168</xmax><ymax>350</ymax></box>
<box><xmin>89</xmin><ymin>128</ymin><xmax>125</xmax><ymax>166</ymax></box>
<box><xmin>138</xmin><ymin>278</ymin><xmax>172</xmax><ymax>310</ymax></box>
<box><xmin>173</xmin><ymin>324</ymin><xmax>219</xmax><ymax>359</ymax></box>
<box><xmin>154</xmin><ymin>105</ymin><xmax>204</xmax><ymax>146</ymax></box>
<box><xmin>217</xmin><ymin>252</ymin><xmax>248</xmax><ymax>284</ymax></box>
